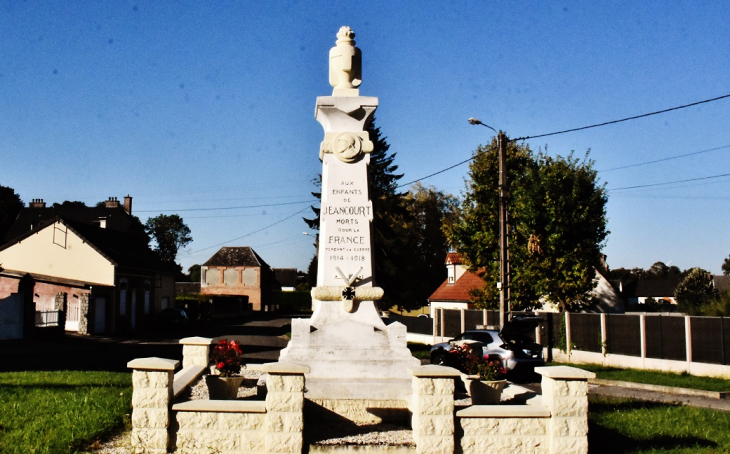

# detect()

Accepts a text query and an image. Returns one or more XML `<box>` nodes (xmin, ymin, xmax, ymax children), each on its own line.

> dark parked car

<box><xmin>429</xmin><ymin>316</ymin><xmax>544</xmax><ymax>374</ymax></box>
<box><xmin>156</xmin><ymin>308</ymin><xmax>189</xmax><ymax>329</ymax></box>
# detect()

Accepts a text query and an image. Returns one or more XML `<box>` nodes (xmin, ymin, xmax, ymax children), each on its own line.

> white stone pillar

<box><xmin>685</xmin><ymin>315</ymin><xmax>692</xmax><ymax>371</ymax></box>
<box><xmin>639</xmin><ymin>314</ymin><xmax>646</xmax><ymax>361</ymax></box>
<box><xmin>536</xmin><ymin>366</ymin><xmax>595</xmax><ymax>454</ymax></box>
<box><xmin>263</xmin><ymin>362</ymin><xmax>309</xmax><ymax>453</ymax></box>
<box><xmin>128</xmin><ymin>357</ymin><xmax>179</xmax><ymax>454</ymax></box>
<box><xmin>410</xmin><ymin>365</ymin><xmax>461</xmax><ymax>454</ymax></box>
<box><xmin>564</xmin><ymin>312</ymin><xmax>572</xmax><ymax>357</ymax></box>
<box><xmin>600</xmin><ymin>313</ymin><xmax>608</xmax><ymax>357</ymax></box>
<box><xmin>180</xmin><ymin>336</ymin><xmax>213</xmax><ymax>369</ymax></box>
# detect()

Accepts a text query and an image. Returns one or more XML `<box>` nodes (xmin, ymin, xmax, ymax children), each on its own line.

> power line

<box><xmin>512</xmin><ymin>93</ymin><xmax>730</xmax><ymax>142</ymax></box>
<box><xmin>136</xmin><ymin>199</ymin><xmax>317</xmax><ymax>213</ymax></box>
<box><xmin>179</xmin><ymin>206</ymin><xmax>311</xmax><ymax>256</ymax></box>
<box><xmin>398</xmin><ymin>94</ymin><xmax>730</xmax><ymax>190</ymax></box>
<box><xmin>609</xmin><ymin>172</ymin><xmax>730</xmax><ymax>191</ymax></box>
<box><xmin>600</xmin><ymin>144</ymin><xmax>730</xmax><ymax>172</ymax></box>
<box><xmin>397</xmin><ymin>144</ymin><xmax>498</xmax><ymax>189</ymax></box>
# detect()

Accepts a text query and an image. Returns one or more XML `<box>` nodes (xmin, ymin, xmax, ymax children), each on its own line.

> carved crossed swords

<box><xmin>336</xmin><ymin>266</ymin><xmax>362</xmax><ymax>312</ymax></box>
<box><xmin>335</xmin><ymin>266</ymin><xmax>362</xmax><ymax>299</ymax></box>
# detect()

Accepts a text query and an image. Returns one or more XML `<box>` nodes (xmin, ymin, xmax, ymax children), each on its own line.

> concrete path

<box><xmin>588</xmin><ymin>380</ymin><xmax>730</xmax><ymax>413</ymax></box>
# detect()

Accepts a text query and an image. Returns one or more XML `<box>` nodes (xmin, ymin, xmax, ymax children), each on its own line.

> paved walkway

<box><xmin>588</xmin><ymin>380</ymin><xmax>730</xmax><ymax>412</ymax></box>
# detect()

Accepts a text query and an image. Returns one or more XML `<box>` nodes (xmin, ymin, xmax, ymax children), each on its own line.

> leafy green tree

<box><xmin>53</xmin><ymin>201</ymin><xmax>87</xmax><ymax>209</ymax></box>
<box><xmin>306</xmin><ymin>253</ymin><xmax>318</xmax><ymax>289</ymax></box>
<box><xmin>722</xmin><ymin>255</ymin><xmax>730</xmax><ymax>276</ymax></box>
<box><xmin>609</xmin><ymin>267</ymin><xmax>647</xmax><ymax>281</ymax></box>
<box><xmin>674</xmin><ymin>267</ymin><xmax>716</xmax><ymax>315</ymax></box>
<box><xmin>0</xmin><ymin>185</ymin><xmax>23</xmax><ymax>241</ymax></box>
<box><xmin>446</xmin><ymin>136</ymin><xmax>608</xmax><ymax>311</ymax></box>
<box><xmin>391</xmin><ymin>183</ymin><xmax>458</xmax><ymax>309</ymax></box>
<box><xmin>187</xmin><ymin>264</ymin><xmax>201</xmax><ymax>283</ymax></box>
<box><xmin>144</xmin><ymin>214</ymin><xmax>192</xmax><ymax>263</ymax></box>
<box><xmin>704</xmin><ymin>290</ymin><xmax>730</xmax><ymax>316</ymax></box>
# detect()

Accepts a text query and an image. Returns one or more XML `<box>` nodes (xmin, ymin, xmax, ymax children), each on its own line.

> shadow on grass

<box><xmin>589</xmin><ymin>421</ymin><xmax>717</xmax><ymax>453</ymax></box>
<box><xmin>589</xmin><ymin>398</ymin><xmax>718</xmax><ymax>453</ymax></box>
<box><xmin>590</xmin><ymin>397</ymin><xmax>680</xmax><ymax>412</ymax></box>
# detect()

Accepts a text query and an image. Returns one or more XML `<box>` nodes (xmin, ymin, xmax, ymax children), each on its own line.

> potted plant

<box><xmin>205</xmin><ymin>339</ymin><xmax>245</xmax><ymax>399</ymax></box>
<box><xmin>449</xmin><ymin>342</ymin><xmax>507</xmax><ymax>405</ymax></box>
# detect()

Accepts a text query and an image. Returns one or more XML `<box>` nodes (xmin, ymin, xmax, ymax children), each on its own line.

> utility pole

<box><xmin>497</xmin><ymin>130</ymin><xmax>508</xmax><ymax>329</ymax></box>
<box><xmin>468</xmin><ymin>118</ymin><xmax>510</xmax><ymax>329</ymax></box>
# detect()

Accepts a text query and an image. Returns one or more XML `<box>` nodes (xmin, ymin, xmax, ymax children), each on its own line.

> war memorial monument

<box><xmin>127</xmin><ymin>27</ymin><xmax>594</xmax><ymax>454</ymax></box>
<box><xmin>278</xmin><ymin>25</ymin><xmax>420</xmax><ymax>407</ymax></box>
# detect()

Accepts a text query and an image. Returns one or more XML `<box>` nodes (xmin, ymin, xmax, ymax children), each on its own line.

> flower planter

<box><xmin>462</xmin><ymin>375</ymin><xmax>506</xmax><ymax>405</ymax></box>
<box><xmin>205</xmin><ymin>375</ymin><xmax>244</xmax><ymax>400</ymax></box>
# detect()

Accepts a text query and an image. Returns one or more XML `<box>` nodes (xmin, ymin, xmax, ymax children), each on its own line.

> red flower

<box><xmin>216</xmin><ymin>362</ymin><xmax>225</xmax><ymax>370</ymax></box>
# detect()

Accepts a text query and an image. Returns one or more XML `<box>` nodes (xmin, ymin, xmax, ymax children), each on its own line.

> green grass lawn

<box><xmin>407</xmin><ymin>342</ymin><xmax>431</xmax><ymax>360</ymax></box>
<box><xmin>550</xmin><ymin>362</ymin><xmax>730</xmax><ymax>392</ymax></box>
<box><xmin>589</xmin><ymin>396</ymin><xmax>730</xmax><ymax>453</ymax></box>
<box><xmin>0</xmin><ymin>371</ymin><xmax>131</xmax><ymax>454</ymax></box>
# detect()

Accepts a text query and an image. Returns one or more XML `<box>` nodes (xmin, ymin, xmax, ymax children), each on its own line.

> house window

<box><xmin>224</xmin><ymin>268</ymin><xmax>238</xmax><ymax>285</ymax></box>
<box><xmin>206</xmin><ymin>268</ymin><xmax>220</xmax><ymax>285</ymax></box>
<box><xmin>53</xmin><ymin>225</ymin><xmax>68</xmax><ymax>248</ymax></box>
<box><xmin>161</xmin><ymin>297</ymin><xmax>169</xmax><ymax>310</ymax></box>
<box><xmin>242</xmin><ymin>269</ymin><xmax>257</xmax><ymax>286</ymax></box>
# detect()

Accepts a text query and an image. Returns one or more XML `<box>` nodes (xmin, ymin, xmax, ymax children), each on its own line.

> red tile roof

<box><xmin>445</xmin><ymin>252</ymin><xmax>463</xmax><ymax>265</ymax></box>
<box><xmin>428</xmin><ymin>269</ymin><xmax>485</xmax><ymax>302</ymax></box>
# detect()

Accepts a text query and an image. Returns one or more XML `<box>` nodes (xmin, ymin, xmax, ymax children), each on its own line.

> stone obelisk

<box><xmin>279</xmin><ymin>27</ymin><xmax>418</xmax><ymax>401</ymax></box>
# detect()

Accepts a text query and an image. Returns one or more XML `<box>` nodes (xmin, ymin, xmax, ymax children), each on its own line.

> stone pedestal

<box><xmin>536</xmin><ymin>365</ymin><xmax>595</xmax><ymax>454</ymax></box>
<box><xmin>128</xmin><ymin>357</ymin><xmax>178</xmax><ymax>454</ymax></box>
<box><xmin>279</xmin><ymin>94</ymin><xmax>419</xmax><ymax>401</ymax></box>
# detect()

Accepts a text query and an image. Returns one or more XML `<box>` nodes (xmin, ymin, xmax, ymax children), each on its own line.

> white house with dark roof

<box><xmin>0</xmin><ymin>209</ymin><xmax>176</xmax><ymax>335</ymax></box>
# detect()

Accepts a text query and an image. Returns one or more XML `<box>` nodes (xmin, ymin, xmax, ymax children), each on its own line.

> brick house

<box><xmin>200</xmin><ymin>247</ymin><xmax>278</xmax><ymax>313</ymax></box>
<box><xmin>0</xmin><ymin>197</ymin><xmax>176</xmax><ymax>335</ymax></box>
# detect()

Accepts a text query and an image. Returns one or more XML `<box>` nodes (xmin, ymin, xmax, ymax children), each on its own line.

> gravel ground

<box><xmin>308</xmin><ymin>422</ymin><xmax>414</xmax><ymax>446</ymax></box>
<box><xmin>92</xmin><ymin>370</ymin><xmax>263</xmax><ymax>453</ymax></box>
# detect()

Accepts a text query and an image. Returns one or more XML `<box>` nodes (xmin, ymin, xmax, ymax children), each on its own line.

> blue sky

<box><xmin>1</xmin><ymin>1</ymin><xmax>729</xmax><ymax>275</ymax></box>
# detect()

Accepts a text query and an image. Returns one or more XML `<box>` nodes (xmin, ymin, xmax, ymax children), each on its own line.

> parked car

<box><xmin>156</xmin><ymin>308</ymin><xmax>189</xmax><ymax>329</ymax></box>
<box><xmin>429</xmin><ymin>316</ymin><xmax>544</xmax><ymax>374</ymax></box>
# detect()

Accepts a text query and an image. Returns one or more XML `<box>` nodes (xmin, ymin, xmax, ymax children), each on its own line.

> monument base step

<box><xmin>309</xmin><ymin>445</ymin><xmax>415</xmax><ymax>453</ymax></box>
<box><xmin>306</xmin><ymin>394</ymin><xmax>410</xmax><ymax>424</ymax></box>
<box><xmin>304</xmin><ymin>377</ymin><xmax>413</xmax><ymax>400</ymax></box>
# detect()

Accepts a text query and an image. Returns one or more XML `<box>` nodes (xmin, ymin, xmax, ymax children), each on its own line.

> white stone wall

<box><xmin>129</xmin><ymin>353</ymin><xmax>309</xmax><ymax>454</ymax></box>
<box><xmin>542</xmin><ymin>378</ymin><xmax>590</xmax><ymax>453</ymax></box>
<box><xmin>265</xmin><ymin>373</ymin><xmax>306</xmax><ymax>453</ymax></box>
<box><xmin>129</xmin><ymin>358</ymin><xmax>178</xmax><ymax>454</ymax></box>
<box><xmin>175</xmin><ymin>411</ymin><xmax>266</xmax><ymax>453</ymax></box>
<box><xmin>410</xmin><ymin>365</ymin><xmax>593</xmax><ymax>454</ymax></box>
<box><xmin>459</xmin><ymin>417</ymin><xmax>548</xmax><ymax>453</ymax></box>
<box><xmin>180</xmin><ymin>337</ymin><xmax>212</xmax><ymax>369</ymax></box>
<box><xmin>410</xmin><ymin>366</ymin><xmax>459</xmax><ymax>454</ymax></box>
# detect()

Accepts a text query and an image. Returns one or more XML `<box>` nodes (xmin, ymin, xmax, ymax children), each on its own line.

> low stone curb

<box><xmin>589</xmin><ymin>378</ymin><xmax>730</xmax><ymax>400</ymax></box>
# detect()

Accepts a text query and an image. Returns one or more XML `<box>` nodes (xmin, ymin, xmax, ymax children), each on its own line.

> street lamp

<box><xmin>469</xmin><ymin>117</ymin><xmax>509</xmax><ymax>329</ymax></box>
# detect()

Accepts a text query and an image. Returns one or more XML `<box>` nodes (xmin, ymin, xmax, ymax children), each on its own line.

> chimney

<box><xmin>104</xmin><ymin>197</ymin><xmax>120</xmax><ymax>209</ymax></box>
<box><xmin>29</xmin><ymin>199</ymin><xmax>46</xmax><ymax>208</ymax></box>
<box><xmin>123</xmin><ymin>195</ymin><xmax>132</xmax><ymax>215</ymax></box>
